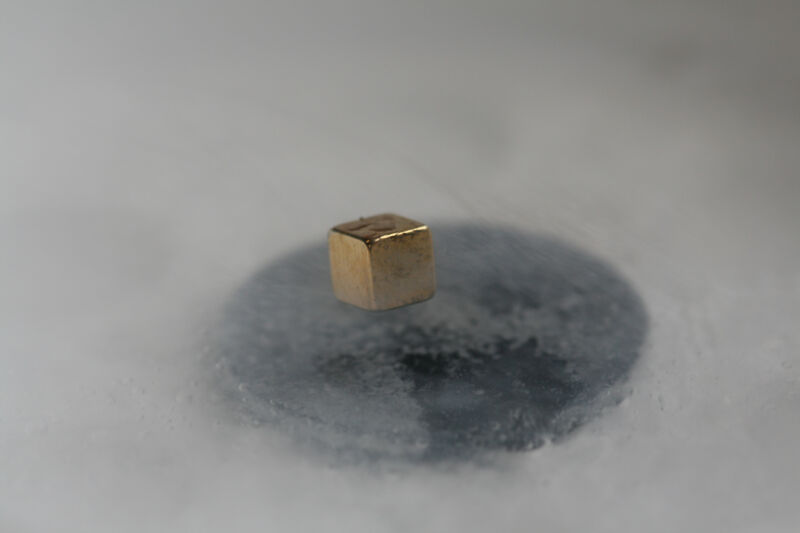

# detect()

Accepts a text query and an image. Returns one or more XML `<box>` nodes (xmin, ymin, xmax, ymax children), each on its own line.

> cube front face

<box><xmin>328</xmin><ymin>214</ymin><xmax>436</xmax><ymax>311</ymax></box>
<box><xmin>369</xmin><ymin>228</ymin><xmax>435</xmax><ymax>310</ymax></box>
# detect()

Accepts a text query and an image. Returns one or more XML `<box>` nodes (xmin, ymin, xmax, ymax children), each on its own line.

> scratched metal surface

<box><xmin>1</xmin><ymin>1</ymin><xmax>799</xmax><ymax>532</ymax></box>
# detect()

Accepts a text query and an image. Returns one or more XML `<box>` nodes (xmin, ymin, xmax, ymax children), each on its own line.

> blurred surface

<box><xmin>1</xmin><ymin>1</ymin><xmax>799</xmax><ymax>532</ymax></box>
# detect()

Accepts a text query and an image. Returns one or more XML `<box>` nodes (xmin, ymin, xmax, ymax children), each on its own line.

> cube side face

<box><xmin>370</xmin><ymin>227</ymin><xmax>436</xmax><ymax>310</ymax></box>
<box><xmin>328</xmin><ymin>230</ymin><xmax>375</xmax><ymax>310</ymax></box>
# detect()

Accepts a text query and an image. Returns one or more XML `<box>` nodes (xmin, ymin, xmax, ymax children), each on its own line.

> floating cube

<box><xmin>328</xmin><ymin>213</ymin><xmax>436</xmax><ymax>311</ymax></box>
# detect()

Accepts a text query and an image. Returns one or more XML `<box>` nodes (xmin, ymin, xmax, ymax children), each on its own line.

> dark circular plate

<box><xmin>212</xmin><ymin>223</ymin><xmax>648</xmax><ymax>462</ymax></box>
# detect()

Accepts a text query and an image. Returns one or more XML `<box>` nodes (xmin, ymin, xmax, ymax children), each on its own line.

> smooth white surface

<box><xmin>1</xmin><ymin>1</ymin><xmax>799</xmax><ymax>531</ymax></box>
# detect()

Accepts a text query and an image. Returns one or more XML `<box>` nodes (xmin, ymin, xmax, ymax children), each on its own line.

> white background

<box><xmin>1</xmin><ymin>1</ymin><xmax>799</xmax><ymax>531</ymax></box>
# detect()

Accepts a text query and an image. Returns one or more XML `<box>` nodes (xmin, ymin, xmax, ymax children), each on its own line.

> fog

<box><xmin>1</xmin><ymin>1</ymin><xmax>799</xmax><ymax>531</ymax></box>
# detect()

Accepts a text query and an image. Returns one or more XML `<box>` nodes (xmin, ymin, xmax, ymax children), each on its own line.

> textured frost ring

<box><xmin>328</xmin><ymin>213</ymin><xmax>436</xmax><ymax>311</ymax></box>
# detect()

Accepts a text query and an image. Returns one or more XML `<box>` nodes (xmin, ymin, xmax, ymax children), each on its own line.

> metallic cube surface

<box><xmin>328</xmin><ymin>213</ymin><xmax>436</xmax><ymax>311</ymax></box>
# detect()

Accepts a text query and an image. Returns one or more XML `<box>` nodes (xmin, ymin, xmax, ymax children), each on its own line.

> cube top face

<box><xmin>329</xmin><ymin>214</ymin><xmax>435</xmax><ymax>311</ymax></box>
<box><xmin>331</xmin><ymin>213</ymin><xmax>426</xmax><ymax>246</ymax></box>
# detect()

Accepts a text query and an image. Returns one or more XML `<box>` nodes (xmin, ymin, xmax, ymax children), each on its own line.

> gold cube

<box><xmin>328</xmin><ymin>213</ymin><xmax>436</xmax><ymax>311</ymax></box>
